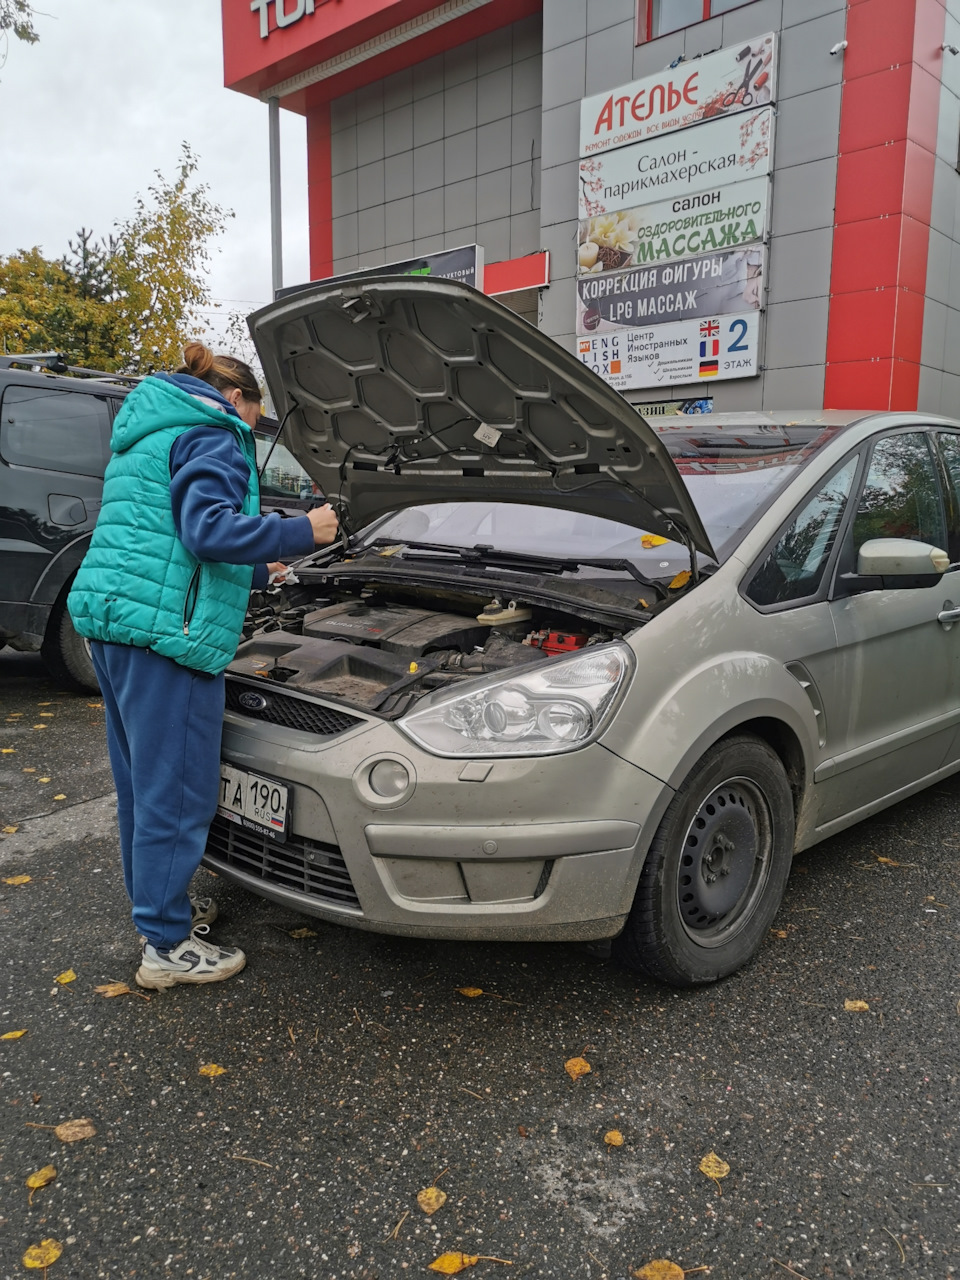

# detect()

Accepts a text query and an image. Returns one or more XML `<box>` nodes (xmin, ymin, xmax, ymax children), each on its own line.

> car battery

<box><xmin>525</xmin><ymin>630</ymin><xmax>589</xmax><ymax>655</ymax></box>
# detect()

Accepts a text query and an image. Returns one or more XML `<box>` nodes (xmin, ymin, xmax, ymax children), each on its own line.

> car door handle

<box><xmin>938</xmin><ymin>604</ymin><xmax>960</xmax><ymax>626</ymax></box>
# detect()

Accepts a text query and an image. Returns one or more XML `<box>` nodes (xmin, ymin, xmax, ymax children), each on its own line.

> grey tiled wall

<box><xmin>920</xmin><ymin>0</ymin><xmax>960</xmax><ymax>418</ymax></box>
<box><xmin>539</xmin><ymin>0</ymin><xmax>847</xmax><ymax>412</ymax></box>
<box><xmin>329</xmin><ymin>14</ymin><xmax>542</xmax><ymax>275</ymax></box>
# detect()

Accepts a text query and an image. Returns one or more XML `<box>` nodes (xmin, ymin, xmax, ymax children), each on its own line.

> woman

<box><xmin>68</xmin><ymin>342</ymin><xmax>338</xmax><ymax>989</ymax></box>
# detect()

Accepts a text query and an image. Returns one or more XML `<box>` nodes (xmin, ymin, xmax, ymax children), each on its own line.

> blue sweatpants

<box><xmin>90</xmin><ymin>642</ymin><xmax>224</xmax><ymax>950</ymax></box>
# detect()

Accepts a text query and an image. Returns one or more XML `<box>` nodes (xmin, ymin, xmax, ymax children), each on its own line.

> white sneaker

<box><xmin>136</xmin><ymin>896</ymin><xmax>218</xmax><ymax>948</ymax></box>
<box><xmin>136</xmin><ymin>925</ymin><xmax>246</xmax><ymax>990</ymax></box>
<box><xmin>191</xmin><ymin>896</ymin><xmax>218</xmax><ymax>927</ymax></box>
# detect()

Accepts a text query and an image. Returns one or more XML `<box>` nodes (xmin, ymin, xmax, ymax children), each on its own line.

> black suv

<box><xmin>0</xmin><ymin>355</ymin><xmax>318</xmax><ymax>692</ymax></box>
<box><xmin>0</xmin><ymin>354</ymin><xmax>134</xmax><ymax>691</ymax></box>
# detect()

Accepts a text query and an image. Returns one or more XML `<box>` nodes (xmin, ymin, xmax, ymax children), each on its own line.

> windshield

<box><xmin>361</xmin><ymin>422</ymin><xmax>845</xmax><ymax>572</ymax></box>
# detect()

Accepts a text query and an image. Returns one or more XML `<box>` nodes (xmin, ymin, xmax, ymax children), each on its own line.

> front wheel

<box><xmin>41</xmin><ymin>594</ymin><xmax>99</xmax><ymax>693</ymax></box>
<box><xmin>612</xmin><ymin>734</ymin><xmax>795</xmax><ymax>987</ymax></box>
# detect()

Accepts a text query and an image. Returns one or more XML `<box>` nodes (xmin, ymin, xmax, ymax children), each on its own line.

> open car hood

<box><xmin>248</xmin><ymin>278</ymin><xmax>715</xmax><ymax>558</ymax></box>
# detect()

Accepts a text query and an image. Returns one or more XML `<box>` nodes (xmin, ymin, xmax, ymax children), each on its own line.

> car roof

<box><xmin>0</xmin><ymin>367</ymin><xmax>131</xmax><ymax>395</ymax></box>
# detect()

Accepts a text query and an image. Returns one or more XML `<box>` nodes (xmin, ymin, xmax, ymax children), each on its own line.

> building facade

<box><xmin>223</xmin><ymin>0</ymin><xmax>960</xmax><ymax>415</ymax></box>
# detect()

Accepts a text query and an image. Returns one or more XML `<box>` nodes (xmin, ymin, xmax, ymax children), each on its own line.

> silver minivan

<box><xmin>205</xmin><ymin>279</ymin><xmax>960</xmax><ymax>986</ymax></box>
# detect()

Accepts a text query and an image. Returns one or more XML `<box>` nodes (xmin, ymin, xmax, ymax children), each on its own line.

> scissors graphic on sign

<box><xmin>722</xmin><ymin>57</ymin><xmax>763</xmax><ymax>108</ymax></box>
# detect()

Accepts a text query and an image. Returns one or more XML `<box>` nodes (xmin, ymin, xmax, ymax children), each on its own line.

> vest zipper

<box><xmin>183</xmin><ymin>565</ymin><xmax>202</xmax><ymax>636</ymax></box>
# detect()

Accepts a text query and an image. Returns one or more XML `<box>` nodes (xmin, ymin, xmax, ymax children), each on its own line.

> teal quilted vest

<box><xmin>68</xmin><ymin>377</ymin><xmax>259</xmax><ymax>676</ymax></box>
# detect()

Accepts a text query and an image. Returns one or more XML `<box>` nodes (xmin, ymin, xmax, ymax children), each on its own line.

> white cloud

<box><xmin>0</xmin><ymin>0</ymin><xmax>311</xmax><ymax>345</ymax></box>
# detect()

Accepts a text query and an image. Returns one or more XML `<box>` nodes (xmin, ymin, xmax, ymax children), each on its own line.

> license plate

<box><xmin>218</xmin><ymin>763</ymin><xmax>289</xmax><ymax>842</ymax></box>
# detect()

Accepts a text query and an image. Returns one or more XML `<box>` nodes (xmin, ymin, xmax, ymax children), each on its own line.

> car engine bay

<box><xmin>231</xmin><ymin>575</ymin><xmax>629</xmax><ymax>718</ymax></box>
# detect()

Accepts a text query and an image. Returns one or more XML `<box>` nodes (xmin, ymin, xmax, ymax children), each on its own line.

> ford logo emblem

<box><xmin>239</xmin><ymin>691</ymin><xmax>268</xmax><ymax>712</ymax></box>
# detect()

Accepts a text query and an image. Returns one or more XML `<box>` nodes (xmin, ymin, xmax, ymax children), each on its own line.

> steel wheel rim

<box><xmin>677</xmin><ymin>776</ymin><xmax>773</xmax><ymax>947</ymax></box>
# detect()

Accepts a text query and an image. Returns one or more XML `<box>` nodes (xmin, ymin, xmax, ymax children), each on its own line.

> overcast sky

<box><xmin>0</xmin><ymin>0</ymin><xmax>309</xmax><ymax>341</ymax></box>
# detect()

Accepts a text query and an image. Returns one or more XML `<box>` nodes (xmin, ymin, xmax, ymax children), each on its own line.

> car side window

<box><xmin>745</xmin><ymin>457</ymin><xmax>859</xmax><ymax>607</ymax></box>
<box><xmin>0</xmin><ymin>385</ymin><xmax>111</xmax><ymax>477</ymax></box>
<box><xmin>850</xmin><ymin>432</ymin><xmax>946</xmax><ymax>556</ymax></box>
<box><xmin>932</xmin><ymin>431</ymin><xmax>960</xmax><ymax>561</ymax></box>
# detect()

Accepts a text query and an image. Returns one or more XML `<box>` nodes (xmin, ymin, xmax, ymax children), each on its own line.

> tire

<box><xmin>41</xmin><ymin>594</ymin><xmax>99</xmax><ymax>693</ymax></box>
<box><xmin>612</xmin><ymin>734</ymin><xmax>794</xmax><ymax>987</ymax></box>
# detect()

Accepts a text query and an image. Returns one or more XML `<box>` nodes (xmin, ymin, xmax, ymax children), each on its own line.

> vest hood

<box><xmin>110</xmin><ymin>374</ymin><xmax>244</xmax><ymax>454</ymax></box>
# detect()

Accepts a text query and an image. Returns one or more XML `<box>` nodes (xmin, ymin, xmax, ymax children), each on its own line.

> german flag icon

<box><xmin>698</xmin><ymin>360</ymin><xmax>719</xmax><ymax>378</ymax></box>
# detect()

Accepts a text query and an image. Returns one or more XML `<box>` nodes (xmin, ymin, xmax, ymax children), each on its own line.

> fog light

<box><xmin>369</xmin><ymin>759</ymin><xmax>410</xmax><ymax>797</ymax></box>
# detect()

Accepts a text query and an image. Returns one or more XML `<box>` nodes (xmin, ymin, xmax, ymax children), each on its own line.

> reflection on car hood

<box><xmin>248</xmin><ymin>278</ymin><xmax>715</xmax><ymax>558</ymax></box>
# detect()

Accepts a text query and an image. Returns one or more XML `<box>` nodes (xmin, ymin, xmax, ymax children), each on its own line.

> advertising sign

<box><xmin>577</xmin><ymin>313</ymin><xmax>760</xmax><ymax>392</ymax></box>
<box><xmin>580</xmin><ymin>33</ymin><xmax>776</xmax><ymax>156</ymax></box>
<box><xmin>277</xmin><ymin>244</ymin><xmax>484</xmax><ymax>301</ymax></box>
<box><xmin>579</xmin><ymin>107</ymin><xmax>772</xmax><ymax>219</ymax></box>
<box><xmin>577</xmin><ymin>247</ymin><xmax>764</xmax><ymax>336</ymax></box>
<box><xmin>578</xmin><ymin>174</ymin><xmax>768</xmax><ymax>275</ymax></box>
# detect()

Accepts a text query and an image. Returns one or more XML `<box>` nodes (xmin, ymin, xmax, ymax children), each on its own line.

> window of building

<box><xmin>642</xmin><ymin>0</ymin><xmax>758</xmax><ymax>40</ymax></box>
<box><xmin>0</xmin><ymin>386</ymin><xmax>112</xmax><ymax>477</ymax></box>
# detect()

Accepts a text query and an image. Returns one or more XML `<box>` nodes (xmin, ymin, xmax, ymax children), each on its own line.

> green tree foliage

<box><xmin>1</xmin><ymin>0</ymin><xmax>39</xmax><ymax>45</ymax></box>
<box><xmin>0</xmin><ymin>145</ymin><xmax>233</xmax><ymax>373</ymax></box>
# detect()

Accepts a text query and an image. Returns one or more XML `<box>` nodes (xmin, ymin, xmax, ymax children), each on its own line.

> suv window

<box><xmin>0</xmin><ymin>385</ymin><xmax>112</xmax><ymax>477</ymax></box>
<box><xmin>851</xmin><ymin>432</ymin><xmax>946</xmax><ymax>555</ymax></box>
<box><xmin>745</xmin><ymin>456</ymin><xmax>859</xmax><ymax>607</ymax></box>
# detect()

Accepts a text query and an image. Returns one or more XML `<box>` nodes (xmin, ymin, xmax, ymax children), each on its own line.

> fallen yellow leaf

<box><xmin>94</xmin><ymin>982</ymin><xmax>150</xmax><ymax>1001</ymax></box>
<box><xmin>22</xmin><ymin>767</ymin><xmax>35</xmax><ymax>771</ymax></box>
<box><xmin>22</xmin><ymin>1239</ymin><xmax>62</xmax><ymax>1269</ymax></box>
<box><xmin>457</xmin><ymin>987</ymin><xmax>484</xmax><ymax>998</ymax></box>
<box><xmin>39</xmin><ymin>712</ymin><xmax>54</xmax><ymax>718</ymax></box>
<box><xmin>844</xmin><ymin>999</ymin><xmax>869</xmax><ymax>1012</ymax></box>
<box><xmin>668</xmin><ymin>570</ymin><xmax>691</xmax><ymax>590</ymax></box>
<box><xmin>38</xmin><ymin>777</ymin><xmax>51</xmax><ymax>783</ymax></box>
<box><xmin>641</xmin><ymin>534</ymin><xmax>669</xmax><ymax>548</ymax></box>
<box><xmin>26</xmin><ymin>1165</ymin><xmax>57</xmax><ymax>1205</ymax></box>
<box><xmin>633</xmin><ymin>1262</ymin><xmax>685</xmax><ymax>1280</ymax></box>
<box><xmin>87</xmin><ymin>702</ymin><xmax>103</xmax><ymax>708</ymax></box>
<box><xmin>429</xmin><ymin>1256</ymin><xmax>479</xmax><ymax>1275</ymax></box>
<box><xmin>417</xmin><ymin>1185</ymin><xmax>448</xmax><ymax>1214</ymax></box>
<box><xmin>54</xmin><ymin>1118</ymin><xmax>96</xmax><ymax>1143</ymax></box>
<box><xmin>564</xmin><ymin>1056</ymin><xmax>591</xmax><ymax>1081</ymax></box>
<box><xmin>54</xmin><ymin>970</ymin><xmax>76</xmax><ymax>985</ymax></box>
<box><xmin>288</xmin><ymin>927</ymin><xmax>317</xmax><ymax>938</ymax></box>
<box><xmin>53</xmin><ymin>794</ymin><xmax>66</xmax><ymax>801</ymax></box>
<box><xmin>1</xmin><ymin>747</ymin><xmax>15</xmax><ymax>753</ymax></box>
<box><xmin>876</xmin><ymin>856</ymin><xmax>900</xmax><ymax>867</ymax></box>
<box><xmin>4</xmin><ymin>874</ymin><xmax>30</xmax><ymax>883</ymax></box>
<box><xmin>3</xmin><ymin>826</ymin><xmax>19</xmax><ymax>834</ymax></box>
<box><xmin>604</xmin><ymin>1129</ymin><xmax>624</xmax><ymax>1147</ymax></box>
<box><xmin>1</xmin><ymin>1029</ymin><xmax>27</xmax><ymax>1039</ymax></box>
<box><xmin>699</xmin><ymin>1151</ymin><xmax>730</xmax><ymax>1194</ymax></box>
<box><xmin>199</xmin><ymin>1063</ymin><xmax>227</xmax><ymax>1077</ymax></box>
<box><xmin>32</xmin><ymin>724</ymin><xmax>48</xmax><ymax>730</ymax></box>
<box><xmin>37</xmin><ymin>702</ymin><xmax>52</xmax><ymax>706</ymax></box>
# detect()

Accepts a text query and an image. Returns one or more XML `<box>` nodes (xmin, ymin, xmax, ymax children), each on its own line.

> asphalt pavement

<box><xmin>1</xmin><ymin>649</ymin><xmax>958</xmax><ymax>1280</ymax></box>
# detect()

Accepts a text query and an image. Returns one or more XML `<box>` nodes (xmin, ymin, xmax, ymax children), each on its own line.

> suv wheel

<box><xmin>41</xmin><ymin>593</ymin><xmax>99</xmax><ymax>693</ymax></box>
<box><xmin>612</xmin><ymin>734</ymin><xmax>794</xmax><ymax>987</ymax></box>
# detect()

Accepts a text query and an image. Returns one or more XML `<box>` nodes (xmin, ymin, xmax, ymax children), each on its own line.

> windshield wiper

<box><xmin>358</xmin><ymin>539</ymin><xmax>668</xmax><ymax>598</ymax></box>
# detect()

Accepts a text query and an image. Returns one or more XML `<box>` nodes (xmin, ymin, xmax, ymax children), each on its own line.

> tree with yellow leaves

<box><xmin>0</xmin><ymin>144</ymin><xmax>232</xmax><ymax>374</ymax></box>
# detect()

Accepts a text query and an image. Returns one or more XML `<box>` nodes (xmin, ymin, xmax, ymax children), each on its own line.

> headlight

<box><xmin>397</xmin><ymin>642</ymin><xmax>634</xmax><ymax>757</ymax></box>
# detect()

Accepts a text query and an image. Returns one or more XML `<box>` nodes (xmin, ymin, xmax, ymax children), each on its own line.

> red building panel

<box><xmin>824</xmin><ymin>0</ymin><xmax>947</xmax><ymax>410</ymax></box>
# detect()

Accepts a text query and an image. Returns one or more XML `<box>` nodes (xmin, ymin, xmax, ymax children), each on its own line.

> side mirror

<box><xmin>840</xmin><ymin>538</ymin><xmax>950</xmax><ymax>593</ymax></box>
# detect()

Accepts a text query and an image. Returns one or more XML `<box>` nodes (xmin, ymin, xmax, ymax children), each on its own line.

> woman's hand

<box><xmin>307</xmin><ymin>503</ymin><xmax>339</xmax><ymax>546</ymax></box>
<box><xmin>267</xmin><ymin>562</ymin><xmax>289</xmax><ymax>582</ymax></box>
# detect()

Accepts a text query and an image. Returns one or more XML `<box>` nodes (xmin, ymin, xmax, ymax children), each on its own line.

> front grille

<box><xmin>225</xmin><ymin>678</ymin><xmax>363</xmax><ymax>738</ymax></box>
<box><xmin>205</xmin><ymin>813</ymin><xmax>361</xmax><ymax>910</ymax></box>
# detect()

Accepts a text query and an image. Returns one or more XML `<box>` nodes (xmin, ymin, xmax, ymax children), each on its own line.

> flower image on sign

<box><xmin>577</xmin><ymin>312</ymin><xmax>760</xmax><ymax>392</ymax></box>
<box><xmin>578</xmin><ymin>107</ymin><xmax>773</xmax><ymax>219</ymax></box>
<box><xmin>580</xmin><ymin>33</ymin><xmax>776</xmax><ymax>156</ymax></box>
<box><xmin>578</xmin><ymin>175</ymin><xmax>769</xmax><ymax>275</ymax></box>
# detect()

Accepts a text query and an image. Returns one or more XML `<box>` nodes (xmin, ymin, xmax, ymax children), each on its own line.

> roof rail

<box><xmin>0</xmin><ymin>352</ymin><xmax>142</xmax><ymax>385</ymax></box>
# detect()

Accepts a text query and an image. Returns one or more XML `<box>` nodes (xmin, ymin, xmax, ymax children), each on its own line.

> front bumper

<box><xmin>203</xmin><ymin>705</ymin><xmax>669</xmax><ymax>942</ymax></box>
